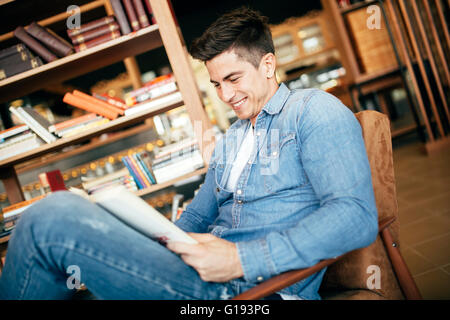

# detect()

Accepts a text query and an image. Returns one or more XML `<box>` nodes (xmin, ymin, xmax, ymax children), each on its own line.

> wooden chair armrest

<box><xmin>232</xmin><ymin>217</ymin><xmax>396</xmax><ymax>300</ymax></box>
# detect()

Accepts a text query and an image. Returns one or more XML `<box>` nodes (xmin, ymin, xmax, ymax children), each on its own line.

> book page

<box><xmin>88</xmin><ymin>185</ymin><xmax>197</xmax><ymax>244</ymax></box>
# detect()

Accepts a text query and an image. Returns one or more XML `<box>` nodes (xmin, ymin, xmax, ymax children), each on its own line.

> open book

<box><xmin>69</xmin><ymin>185</ymin><xmax>197</xmax><ymax>244</ymax></box>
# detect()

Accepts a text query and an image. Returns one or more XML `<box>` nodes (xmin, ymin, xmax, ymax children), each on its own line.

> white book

<box><xmin>69</xmin><ymin>185</ymin><xmax>197</xmax><ymax>244</ymax></box>
<box><xmin>124</xmin><ymin>91</ymin><xmax>182</xmax><ymax>116</ymax></box>
<box><xmin>9</xmin><ymin>107</ymin><xmax>57</xmax><ymax>144</ymax></box>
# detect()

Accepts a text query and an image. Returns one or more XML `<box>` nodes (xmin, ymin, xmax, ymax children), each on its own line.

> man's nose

<box><xmin>220</xmin><ymin>83</ymin><xmax>235</xmax><ymax>102</ymax></box>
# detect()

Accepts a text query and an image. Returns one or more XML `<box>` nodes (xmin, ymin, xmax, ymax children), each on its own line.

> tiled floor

<box><xmin>393</xmin><ymin>140</ymin><xmax>450</xmax><ymax>300</ymax></box>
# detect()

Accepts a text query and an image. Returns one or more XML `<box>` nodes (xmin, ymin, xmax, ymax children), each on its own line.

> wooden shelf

<box><xmin>0</xmin><ymin>24</ymin><xmax>163</xmax><ymax>104</ymax></box>
<box><xmin>136</xmin><ymin>167</ymin><xmax>208</xmax><ymax>197</ymax></box>
<box><xmin>15</xmin><ymin>122</ymin><xmax>155</xmax><ymax>174</ymax></box>
<box><xmin>0</xmin><ymin>94</ymin><xmax>184</xmax><ymax>169</ymax></box>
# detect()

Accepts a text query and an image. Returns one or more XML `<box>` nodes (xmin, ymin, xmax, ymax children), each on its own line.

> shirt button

<box><xmin>257</xmin><ymin>276</ymin><xmax>264</xmax><ymax>282</ymax></box>
<box><xmin>256</xmin><ymin>132</ymin><xmax>261</xmax><ymax>136</ymax></box>
<box><xmin>237</xmin><ymin>200</ymin><xmax>243</xmax><ymax>204</ymax></box>
<box><xmin>236</xmin><ymin>189</ymin><xmax>242</xmax><ymax>195</ymax></box>
<box><xmin>272</xmin><ymin>151</ymin><xmax>278</xmax><ymax>156</ymax></box>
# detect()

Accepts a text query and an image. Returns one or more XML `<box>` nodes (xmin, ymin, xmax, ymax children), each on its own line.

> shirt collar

<box><xmin>262</xmin><ymin>82</ymin><xmax>291</xmax><ymax>115</ymax></box>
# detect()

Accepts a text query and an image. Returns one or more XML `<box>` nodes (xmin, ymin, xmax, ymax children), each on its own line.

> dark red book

<box><xmin>41</xmin><ymin>170</ymin><xmax>67</xmax><ymax>192</ymax></box>
<box><xmin>67</xmin><ymin>16</ymin><xmax>116</xmax><ymax>37</ymax></box>
<box><xmin>74</xmin><ymin>30</ymin><xmax>121</xmax><ymax>52</ymax></box>
<box><xmin>110</xmin><ymin>0</ymin><xmax>132</xmax><ymax>35</ymax></box>
<box><xmin>123</xmin><ymin>0</ymin><xmax>140</xmax><ymax>31</ymax></box>
<box><xmin>26</xmin><ymin>22</ymin><xmax>73</xmax><ymax>57</ymax></box>
<box><xmin>14</xmin><ymin>26</ymin><xmax>57</xmax><ymax>63</ymax></box>
<box><xmin>70</xmin><ymin>22</ymin><xmax>120</xmax><ymax>45</ymax></box>
<box><xmin>132</xmin><ymin>0</ymin><xmax>150</xmax><ymax>28</ymax></box>
<box><xmin>143</xmin><ymin>0</ymin><xmax>157</xmax><ymax>24</ymax></box>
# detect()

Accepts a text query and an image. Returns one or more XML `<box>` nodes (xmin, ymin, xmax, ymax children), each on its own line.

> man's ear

<box><xmin>261</xmin><ymin>53</ymin><xmax>276</xmax><ymax>79</ymax></box>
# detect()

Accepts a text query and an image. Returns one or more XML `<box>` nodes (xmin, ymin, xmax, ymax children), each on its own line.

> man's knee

<box><xmin>17</xmin><ymin>191</ymin><xmax>92</xmax><ymax>233</ymax></box>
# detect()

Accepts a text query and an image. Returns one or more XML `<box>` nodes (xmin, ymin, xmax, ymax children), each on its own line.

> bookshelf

<box><xmin>0</xmin><ymin>0</ymin><xmax>215</xmax><ymax>205</ymax></box>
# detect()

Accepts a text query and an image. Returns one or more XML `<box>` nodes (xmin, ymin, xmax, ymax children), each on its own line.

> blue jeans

<box><xmin>0</xmin><ymin>191</ymin><xmax>236</xmax><ymax>300</ymax></box>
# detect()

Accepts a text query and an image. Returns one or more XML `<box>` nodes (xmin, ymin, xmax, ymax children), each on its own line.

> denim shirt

<box><xmin>175</xmin><ymin>83</ymin><xmax>378</xmax><ymax>299</ymax></box>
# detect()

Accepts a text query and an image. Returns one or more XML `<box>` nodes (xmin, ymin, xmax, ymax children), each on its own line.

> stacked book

<box><xmin>49</xmin><ymin>113</ymin><xmax>110</xmax><ymax>138</ymax></box>
<box><xmin>121</xmin><ymin>151</ymin><xmax>157</xmax><ymax>190</ymax></box>
<box><xmin>9</xmin><ymin>105</ymin><xmax>58</xmax><ymax>144</ymax></box>
<box><xmin>81</xmin><ymin>167</ymin><xmax>138</xmax><ymax>194</ymax></box>
<box><xmin>63</xmin><ymin>90</ymin><xmax>125</xmax><ymax>120</ymax></box>
<box><xmin>0</xmin><ymin>44</ymin><xmax>43</xmax><ymax>80</ymax></box>
<box><xmin>110</xmin><ymin>0</ymin><xmax>156</xmax><ymax>36</ymax></box>
<box><xmin>123</xmin><ymin>74</ymin><xmax>181</xmax><ymax>116</ymax></box>
<box><xmin>13</xmin><ymin>22</ymin><xmax>74</xmax><ymax>64</ymax></box>
<box><xmin>151</xmin><ymin>138</ymin><xmax>205</xmax><ymax>184</ymax></box>
<box><xmin>1</xmin><ymin>194</ymin><xmax>47</xmax><ymax>233</ymax></box>
<box><xmin>0</xmin><ymin>123</ymin><xmax>43</xmax><ymax>162</ymax></box>
<box><xmin>67</xmin><ymin>16</ymin><xmax>122</xmax><ymax>53</ymax></box>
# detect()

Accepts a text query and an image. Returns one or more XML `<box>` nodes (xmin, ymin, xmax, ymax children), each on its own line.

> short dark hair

<box><xmin>189</xmin><ymin>7</ymin><xmax>275</xmax><ymax>68</ymax></box>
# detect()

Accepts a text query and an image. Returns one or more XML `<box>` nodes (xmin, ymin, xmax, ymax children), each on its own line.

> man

<box><xmin>0</xmin><ymin>8</ymin><xmax>377</xmax><ymax>300</ymax></box>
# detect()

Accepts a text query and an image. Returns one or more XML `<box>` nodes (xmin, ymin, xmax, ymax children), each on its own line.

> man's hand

<box><xmin>166</xmin><ymin>233</ymin><xmax>244</xmax><ymax>283</ymax></box>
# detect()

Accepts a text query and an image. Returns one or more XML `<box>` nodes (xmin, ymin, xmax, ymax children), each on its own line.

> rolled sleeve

<box><xmin>236</xmin><ymin>238</ymin><xmax>277</xmax><ymax>283</ymax></box>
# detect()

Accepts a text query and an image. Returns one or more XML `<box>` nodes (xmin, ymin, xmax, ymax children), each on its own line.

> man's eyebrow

<box><xmin>210</xmin><ymin>71</ymin><xmax>242</xmax><ymax>84</ymax></box>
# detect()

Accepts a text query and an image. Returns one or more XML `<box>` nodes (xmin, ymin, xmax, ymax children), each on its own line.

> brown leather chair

<box><xmin>233</xmin><ymin>110</ymin><xmax>422</xmax><ymax>300</ymax></box>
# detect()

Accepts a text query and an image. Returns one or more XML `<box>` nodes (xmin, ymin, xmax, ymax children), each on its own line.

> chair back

<box><xmin>320</xmin><ymin>110</ymin><xmax>404</xmax><ymax>299</ymax></box>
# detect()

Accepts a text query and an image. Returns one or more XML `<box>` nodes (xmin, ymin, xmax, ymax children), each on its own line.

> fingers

<box><xmin>187</xmin><ymin>233</ymin><xmax>216</xmax><ymax>243</ymax></box>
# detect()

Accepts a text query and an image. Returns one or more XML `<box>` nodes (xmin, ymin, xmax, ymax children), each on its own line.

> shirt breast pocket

<box><xmin>258</xmin><ymin>133</ymin><xmax>307</xmax><ymax>194</ymax></box>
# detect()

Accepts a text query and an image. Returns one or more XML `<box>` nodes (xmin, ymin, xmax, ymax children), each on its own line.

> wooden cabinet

<box><xmin>0</xmin><ymin>0</ymin><xmax>214</xmax><ymax>205</ymax></box>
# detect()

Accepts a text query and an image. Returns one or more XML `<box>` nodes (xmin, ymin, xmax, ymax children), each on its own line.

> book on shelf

<box><xmin>110</xmin><ymin>0</ymin><xmax>132</xmax><ymax>35</ymax></box>
<box><xmin>125</xmin><ymin>74</ymin><xmax>177</xmax><ymax>106</ymax></box>
<box><xmin>0</xmin><ymin>43</ymin><xmax>28</xmax><ymax>60</ymax></box>
<box><xmin>123</xmin><ymin>0</ymin><xmax>140</xmax><ymax>32</ymax></box>
<box><xmin>143</xmin><ymin>0</ymin><xmax>157</xmax><ymax>25</ymax></box>
<box><xmin>124</xmin><ymin>91</ymin><xmax>182</xmax><ymax>116</ymax></box>
<box><xmin>1</xmin><ymin>194</ymin><xmax>47</xmax><ymax>232</ymax></box>
<box><xmin>63</xmin><ymin>92</ymin><xmax>120</xmax><ymax>120</ymax></box>
<box><xmin>74</xmin><ymin>30</ymin><xmax>121</xmax><ymax>52</ymax></box>
<box><xmin>133</xmin><ymin>0</ymin><xmax>150</xmax><ymax>28</ymax></box>
<box><xmin>14</xmin><ymin>26</ymin><xmax>58</xmax><ymax>63</ymax></box>
<box><xmin>54</xmin><ymin>117</ymin><xmax>109</xmax><ymax>138</ymax></box>
<box><xmin>38</xmin><ymin>170</ymin><xmax>67</xmax><ymax>192</ymax></box>
<box><xmin>0</xmin><ymin>132</ymin><xmax>43</xmax><ymax>162</ymax></box>
<box><xmin>135</xmin><ymin>151</ymin><xmax>157</xmax><ymax>185</ymax></box>
<box><xmin>69</xmin><ymin>184</ymin><xmax>197</xmax><ymax>244</ymax></box>
<box><xmin>67</xmin><ymin>16</ymin><xmax>116</xmax><ymax>37</ymax></box>
<box><xmin>151</xmin><ymin>148</ymin><xmax>204</xmax><ymax>184</ymax></box>
<box><xmin>9</xmin><ymin>106</ymin><xmax>57</xmax><ymax>144</ymax></box>
<box><xmin>70</xmin><ymin>22</ymin><xmax>120</xmax><ymax>45</ymax></box>
<box><xmin>153</xmin><ymin>137</ymin><xmax>198</xmax><ymax>160</ymax></box>
<box><xmin>0</xmin><ymin>124</ymin><xmax>29</xmax><ymax>141</ymax></box>
<box><xmin>93</xmin><ymin>93</ymin><xmax>128</xmax><ymax>110</ymax></box>
<box><xmin>81</xmin><ymin>167</ymin><xmax>135</xmax><ymax>193</ymax></box>
<box><xmin>0</xmin><ymin>47</ymin><xmax>34</xmax><ymax>68</ymax></box>
<box><xmin>122</xmin><ymin>155</ymin><xmax>147</xmax><ymax>189</ymax></box>
<box><xmin>0</xmin><ymin>55</ymin><xmax>43</xmax><ymax>80</ymax></box>
<box><xmin>49</xmin><ymin>112</ymin><xmax>98</xmax><ymax>133</ymax></box>
<box><xmin>26</xmin><ymin>22</ymin><xmax>74</xmax><ymax>57</ymax></box>
<box><xmin>129</xmin><ymin>154</ymin><xmax>152</xmax><ymax>188</ymax></box>
<box><xmin>73</xmin><ymin>90</ymin><xmax>124</xmax><ymax>115</ymax></box>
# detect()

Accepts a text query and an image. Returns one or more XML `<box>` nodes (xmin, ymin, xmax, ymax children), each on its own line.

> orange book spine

<box><xmin>2</xmin><ymin>194</ymin><xmax>47</xmax><ymax>214</ymax></box>
<box><xmin>72</xmin><ymin>90</ymin><xmax>125</xmax><ymax>116</ymax></box>
<box><xmin>50</xmin><ymin>112</ymin><xmax>98</xmax><ymax>132</ymax></box>
<box><xmin>63</xmin><ymin>93</ymin><xmax>119</xmax><ymax>120</ymax></box>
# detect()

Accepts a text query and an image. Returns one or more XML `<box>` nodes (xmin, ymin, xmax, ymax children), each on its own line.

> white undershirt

<box><xmin>225</xmin><ymin>123</ymin><xmax>254</xmax><ymax>191</ymax></box>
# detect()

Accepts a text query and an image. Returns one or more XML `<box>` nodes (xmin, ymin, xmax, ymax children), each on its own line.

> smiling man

<box><xmin>0</xmin><ymin>7</ymin><xmax>378</xmax><ymax>300</ymax></box>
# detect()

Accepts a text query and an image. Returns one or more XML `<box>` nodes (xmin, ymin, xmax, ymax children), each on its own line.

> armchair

<box><xmin>233</xmin><ymin>110</ymin><xmax>422</xmax><ymax>300</ymax></box>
